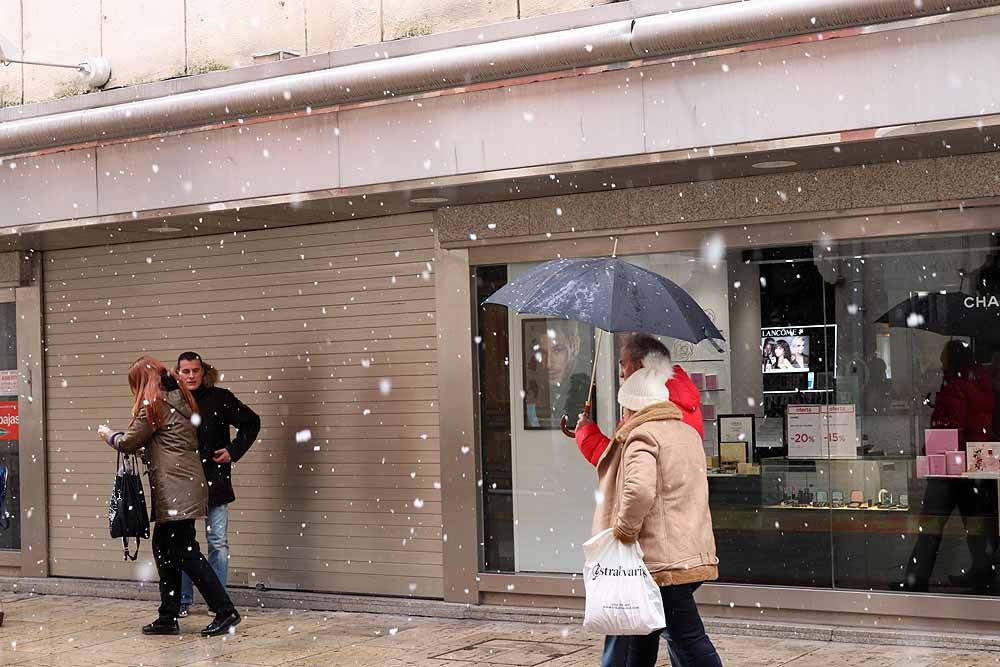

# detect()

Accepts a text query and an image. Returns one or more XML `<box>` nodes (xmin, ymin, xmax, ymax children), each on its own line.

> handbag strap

<box><xmin>122</xmin><ymin>537</ymin><xmax>140</xmax><ymax>561</ymax></box>
<box><xmin>117</xmin><ymin>452</ymin><xmax>141</xmax><ymax>476</ymax></box>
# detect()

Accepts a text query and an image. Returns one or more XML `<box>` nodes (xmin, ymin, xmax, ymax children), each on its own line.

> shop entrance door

<box><xmin>506</xmin><ymin>262</ymin><xmax>617</xmax><ymax>574</ymax></box>
<box><xmin>0</xmin><ymin>285</ymin><xmax>47</xmax><ymax>576</ymax></box>
<box><xmin>0</xmin><ymin>292</ymin><xmax>19</xmax><ymax>554</ymax></box>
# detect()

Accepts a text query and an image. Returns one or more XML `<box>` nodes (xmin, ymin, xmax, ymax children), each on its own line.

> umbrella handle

<box><xmin>560</xmin><ymin>399</ymin><xmax>593</xmax><ymax>439</ymax></box>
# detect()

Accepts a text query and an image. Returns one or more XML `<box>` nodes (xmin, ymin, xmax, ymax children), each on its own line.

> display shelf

<box><xmin>925</xmin><ymin>473</ymin><xmax>1000</xmax><ymax>480</ymax></box>
<box><xmin>765</xmin><ymin>504</ymin><xmax>909</xmax><ymax>512</ymax></box>
<box><xmin>760</xmin><ymin>457</ymin><xmax>911</xmax><ymax>512</ymax></box>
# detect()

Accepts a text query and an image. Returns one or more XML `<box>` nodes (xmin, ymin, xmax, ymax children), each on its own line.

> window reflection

<box><xmin>476</xmin><ymin>229</ymin><xmax>1000</xmax><ymax>596</ymax></box>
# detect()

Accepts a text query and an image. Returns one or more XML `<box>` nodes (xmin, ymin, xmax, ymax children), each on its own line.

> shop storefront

<box><xmin>2</xmin><ymin>0</ymin><xmax>1000</xmax><ymax>636</ymax></box>
<box><xmin>433</xmin><ymin>152</ymin><xmax>1000</xmax><ymax>629</ymax></box>
<box><xmin>476</xmin><ymin>230</ymin><xmax>1000</xmax><ymax>589</ymax></box>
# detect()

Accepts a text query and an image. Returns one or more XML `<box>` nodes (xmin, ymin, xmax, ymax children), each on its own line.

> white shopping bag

<box><xmin>582</xmin><ymin>528</ymin><xmax>666</xmax><ymax>635</ymax></box>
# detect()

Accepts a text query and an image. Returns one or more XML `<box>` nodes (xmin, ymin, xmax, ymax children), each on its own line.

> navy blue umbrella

<box><xmin>485</xmin><ymin>257</ymin><xmax>725</xmax><ymax>343</ymax></box>
<box><xmin>485</xmin><ymin>255</ymin><xmax>725</xmax><ymax>436</ymax></box>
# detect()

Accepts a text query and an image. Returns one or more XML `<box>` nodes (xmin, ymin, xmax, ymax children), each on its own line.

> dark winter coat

<box><xmin>191</xmin><ymin>383</ymin><xmax>260</xmax><ymax>507</ymax></box>
<box><xmin>111</xmin><ymin>386</ymin><xmax>206</xmax><ymax>523</ymax></box>
<box><xmin>931</xmin><ymin>363</ymin><xmax>994</xmax><ymax>445</ymax></box>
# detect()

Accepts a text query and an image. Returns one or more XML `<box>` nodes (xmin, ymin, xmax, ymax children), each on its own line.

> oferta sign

<box><xmin>0</xmin><ymin>401</ymin><xmax>18</xmax><ymax>441</ymax></box>
<box><xmin>0</xmin><ymin>370</ymin><xmax>16</xmax><ymax>395</ymax></box>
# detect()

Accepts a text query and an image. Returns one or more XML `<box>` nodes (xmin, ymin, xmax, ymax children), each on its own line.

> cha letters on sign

<box><xmin>964</xmin><ymin>295</ymin><xmax>1000</xmax><ymax>308</ymax></box>
<box><xmin>0</xmin><ymin>370</ymin><xmax>17</xmax><ymax>395</ymax></box>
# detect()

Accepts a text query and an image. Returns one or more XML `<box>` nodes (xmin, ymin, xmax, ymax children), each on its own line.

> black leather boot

<box><xmin>201</xmin><ymin>610</ymin><xmax>241</xmax><ymax>637</ymax></box>
<box><xmin>142</xmin><ymin>617</ymin><xmax>180</xmax><ymax>635</ymax></box>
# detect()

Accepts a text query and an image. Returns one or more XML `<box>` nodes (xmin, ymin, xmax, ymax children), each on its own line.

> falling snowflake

<box><xmin>701</xmin><ymin>234</ymin><xmax>725</xmax><ymax>265</ymax></box>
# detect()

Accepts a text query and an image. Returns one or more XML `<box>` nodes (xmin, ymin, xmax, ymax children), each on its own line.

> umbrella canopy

<box><xmin>484</xmin><ymin>257</ymin><xmax>725</xmax><ymax>344</ymax></box>
<box><xmin>876</xmin><ymin>291</ymin><xmax>1000</xmax><ymax>342</ymax></box>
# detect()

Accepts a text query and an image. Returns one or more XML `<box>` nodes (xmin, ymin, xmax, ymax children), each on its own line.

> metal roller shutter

<box><xmin>43</xmin><ymin>212</ymin><xmax>443</xmax><ymax>598</ymax></box>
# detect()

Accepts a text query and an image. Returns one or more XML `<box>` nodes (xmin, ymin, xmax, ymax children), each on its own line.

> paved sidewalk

<box><xmin>1</xmin><ymin>593</ymin><xmax>999</xmax><ymax>666</ymax></box>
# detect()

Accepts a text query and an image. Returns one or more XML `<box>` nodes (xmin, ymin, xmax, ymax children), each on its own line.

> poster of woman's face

<box><xmin>522</xmin><ymin>318</ymin><xmax>595</xmax><ymax>429</ymax></box>
<box><xmin>761</xmin><ymin>333</ymin><xmax>810</xmax><ymax>373</ymax></box>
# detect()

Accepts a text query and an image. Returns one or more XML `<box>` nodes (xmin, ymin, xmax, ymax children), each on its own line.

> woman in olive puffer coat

<box><xmin>97</xmin><ymin>356</ymin><xmax>241</xmax><ymax>637</ymax></box>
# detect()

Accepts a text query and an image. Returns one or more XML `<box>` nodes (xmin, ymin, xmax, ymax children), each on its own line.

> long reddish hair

<box><xmin>127</xmin><ymin>356</ymin><xmax>198</xmax><ymax>429</ymax></box>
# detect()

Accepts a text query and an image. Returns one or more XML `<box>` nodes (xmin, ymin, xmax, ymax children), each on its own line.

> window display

<box><xmin>476</xmin><ymin>227</ymin><xmax>1000</xmax><ymax>596</ymax></box>
<box><xmin>521</xmin><ymin>317</ymin><xmax>596</xmax><ymax>430</ymax></box>
<box><xmin>968</xmin><ymin>443</ymin><xmax>1000</xmax><ymax>473</ymax></box>
<box><xmin>761</xmin><ymin>328</ymin><xmax>814</xmax><ymax>373</ymax></box>
<box><xmin>762</xmin><ymin>458</ymin><xmax>910</xmax><ymax>511</ymax></box>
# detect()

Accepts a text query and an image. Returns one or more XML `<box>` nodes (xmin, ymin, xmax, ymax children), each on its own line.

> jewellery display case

<box><xmin>760</xmin><ymin>456</ymin><xmax>911</xmax><ymax>511</ymax></box>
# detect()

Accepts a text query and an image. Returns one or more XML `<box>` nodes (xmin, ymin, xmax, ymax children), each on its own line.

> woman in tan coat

<box><xmin>97</xmin><ymin>356</ymin><xmax>240</xmax><ymax>637</ymax></box>
<box><xmin>596</xmin><ymin>349</ymin><xmax>722</xmax><ymax>667</ymax></box>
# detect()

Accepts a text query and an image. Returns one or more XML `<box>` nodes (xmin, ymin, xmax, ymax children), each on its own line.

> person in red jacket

<box><xmin>929</xmin><ymin>340</ymin><xmax>994</xmax><ymax>443</ymax></box>
<box><xmin>900</xmin><ymin>340</ymin><xmax>999</xmax><ymax>593</ymax></box>
<box><xmin>575</xmin><ymin>333</ymin><xmax>704</xmax><ymax>467</ymax></box>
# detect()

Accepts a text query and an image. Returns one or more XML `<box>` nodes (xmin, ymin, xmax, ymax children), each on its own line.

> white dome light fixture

<box><xmin>0</xmin><ymin>32</ymin><xmax>112</xmax><ymax>89</ymax></box>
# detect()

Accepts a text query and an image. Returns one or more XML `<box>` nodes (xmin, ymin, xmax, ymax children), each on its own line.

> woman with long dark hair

<box><xmin>761</xmin><ymin>337</ymin><xmax>776</xmax><ymax>372</ymax></box>
<box><xmin>97</xmin><ymin>356</ymin><xmax>241</xmax><ymax>636</ymax></box>
<box><xmin>774</xmin><ymin>339</ymin><xmax>794</xmax><ymax>370</ymax></box>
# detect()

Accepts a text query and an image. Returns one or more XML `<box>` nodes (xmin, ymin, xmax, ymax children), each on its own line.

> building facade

<box><xmin>2</xmin><ymin>0</ymin><xmax>1000</xmax><ymax>634</ymax></box>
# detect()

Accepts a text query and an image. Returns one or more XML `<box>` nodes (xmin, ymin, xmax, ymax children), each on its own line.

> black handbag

<box><xmin>108</xmin><ymin>452</ymin><xmax>150</xmax><ymax>560</ymax></box>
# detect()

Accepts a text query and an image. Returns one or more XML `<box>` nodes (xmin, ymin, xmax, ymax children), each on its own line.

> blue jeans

<box><xmin>601</xmin><ymin>583</ymin><xmax>722</xmax><ymax>667</ymax></box>
<box><xmin>180</xmin><ymin>504</ymin><xmax>229</xmax><ymax>606</ymax></box>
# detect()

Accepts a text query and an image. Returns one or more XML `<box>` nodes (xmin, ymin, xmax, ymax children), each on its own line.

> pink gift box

<box><xmin>925</xmin><ymin>429</ymin><xmax>959</xmax><ymax>456</ymax></box>
<box><xmin>702</xmin><ymin>404</ymin><xmax>716</xmax><ymax>420</ymax></box>
<box><xmin>928</xmin><ymin>454</ymin><xmax>947</xmax><ymax>475</ymax></box>
<box><xmin>690</xmin><ymin>373</ymin><xmax>705</xmax><ymax>390</ymax></box>
<box><xmin>915</xmin><ymin>456</ymin><xmax>929</xmax><ymax>478</ymax></box>
<box><xmin>705</xmin><ymin>374</ymin><xmax>720</xmax><ymax>390</ymax></box>
<box><xmin>946</xmin><ymin>451</ymin><xmax>967</xmax><ymax>476</ymax></box>
<box><xmin>967</xmin><ymin>443</ymin><xmax>1000</xmax><ymax>473</ymax></box>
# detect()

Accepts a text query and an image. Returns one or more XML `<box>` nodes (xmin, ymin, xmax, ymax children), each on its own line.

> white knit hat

<box><xmin>617</xmin><ymin>351</ymin><xmax>672</xmax><ymax>412</ymax></box>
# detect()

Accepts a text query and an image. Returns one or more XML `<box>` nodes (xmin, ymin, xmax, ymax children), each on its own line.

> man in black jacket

<box><xmin>175</xmin><ymin>352</ymin><xmax>260</xmax><ymax>617</ymax></box>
